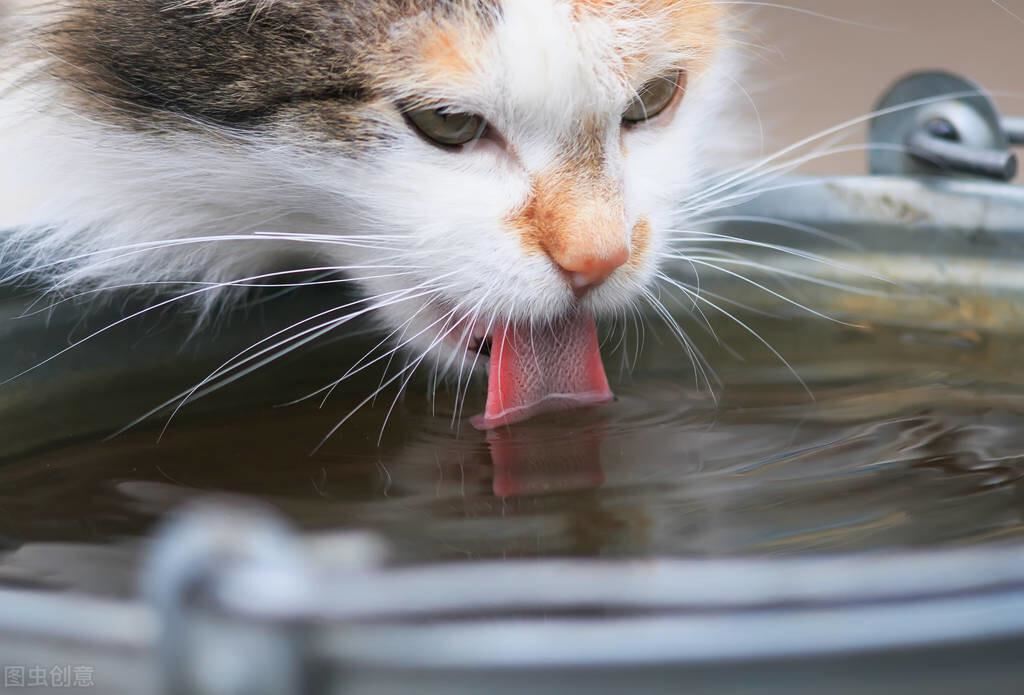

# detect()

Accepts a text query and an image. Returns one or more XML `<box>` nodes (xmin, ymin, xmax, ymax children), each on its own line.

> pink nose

<box><xmin>554</xmin><ymin>247</ymin><xmax>630</xmax><ymax>295</ymax></box>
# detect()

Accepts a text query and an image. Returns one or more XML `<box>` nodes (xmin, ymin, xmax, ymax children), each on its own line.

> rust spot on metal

<box><xmin>830</xmin><ymin>292</ymin><xmax>1024</xmax><ymax>334</ymax></box>
<box><xmin>826</xmin><ymin>183</ymin><xmax>933</xmax><ymax>225</ymax></box>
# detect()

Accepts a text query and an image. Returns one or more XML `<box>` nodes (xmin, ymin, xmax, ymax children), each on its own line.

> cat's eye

<box><xmin>622</xmin><ymin>71</ymin><xmax>686</xmax><ymax>125</ymax></box>
<box><xmin>405</xmin><ymin>107</ymin><xmax>488</xmax><ymax>148</ymax></box>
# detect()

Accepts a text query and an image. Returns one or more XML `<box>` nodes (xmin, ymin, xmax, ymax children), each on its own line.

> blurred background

<box><xmin>747</xmin><ymin>0</ymin><xmax>1022</xmax><ymax>174</ymax></box>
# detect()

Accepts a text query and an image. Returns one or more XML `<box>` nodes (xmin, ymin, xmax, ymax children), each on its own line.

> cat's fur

<box><xmin>0</xmin><ymin>0</ymin><xmax>738</xmax><ymax>376</ymax></box>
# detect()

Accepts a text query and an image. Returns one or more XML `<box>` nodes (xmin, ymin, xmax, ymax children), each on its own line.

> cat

<box><xmin>0</xmin><ymin>0</ymin><xmax>739</xmax><ymax>429</ymax></box>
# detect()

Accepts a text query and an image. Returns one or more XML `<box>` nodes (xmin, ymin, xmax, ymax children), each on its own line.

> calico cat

<box><xmin>0</xmin><ymin>0</ymin><xmax>737</xmax><ymax>428</ymax></box>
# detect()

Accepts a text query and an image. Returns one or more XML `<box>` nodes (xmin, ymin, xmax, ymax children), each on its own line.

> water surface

<box><xmin>3</xmin><ymin>314</ymin><xmax>1024</xmax><ymax>595</ymax></box>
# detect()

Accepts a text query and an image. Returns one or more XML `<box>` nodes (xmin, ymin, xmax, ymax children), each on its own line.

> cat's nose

<box><xmin>551</xmin><ymin>246</ymin><xmax>630</xmax><ymax>296</ymax></box>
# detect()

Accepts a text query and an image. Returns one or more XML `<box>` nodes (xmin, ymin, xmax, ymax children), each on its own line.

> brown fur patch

<box><xmin>509</xmin><ymin>157</ymin><xmax>628</xmax><ymax>276</ymax></box>
<box><xmin>508</xmin><ymin>113</ymin><xmax>630</xmax><ymax>272</ymax></box>
<box><xmin>34</xmin><ymin>0</ymin><xmax>498</xmax><ymax>140</ymax></box>
<box><xmin>418</xmin><ymin>25</ymin><xmax>476</xmax><ymax>83</ymax></box>
<box><xmin>513</xmin><ymin>172</ymin><xmax>626</xmax><ymax>263</ymax></box>
<box><xmin>507</xmin><ymin>112</ymin><xmax>626</xmax><ymax>272</ymax></box>
<box><xmin>628</xmin><ymin>217</ymin><xmax>651</xmax><ymax>269</ymax></box>
<box><xmin>576</xmin><ymin>0</ymin><xmax>725</xmax><ymax>81</ymax></box>
<box><xmin>660</xmin><ymin>1</ymin><xmax>724</xmax><ymax>62</ymax></box>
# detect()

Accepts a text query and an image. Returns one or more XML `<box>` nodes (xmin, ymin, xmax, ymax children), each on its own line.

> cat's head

<box><xmin>2</xmin><ymin>0</ymin><xmax>736</xmax><ymax>391</ymax></box>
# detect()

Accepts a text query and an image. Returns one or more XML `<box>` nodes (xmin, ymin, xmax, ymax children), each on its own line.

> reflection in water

<box><xmin>487</xmin><ymin>422</ymin><xmax>606</xmax><ymax>498</ymax></box>
<box><xmin>2</xmin><ymin>317</ymin><xmax>1024</xmax><ymax>595</ymax></box>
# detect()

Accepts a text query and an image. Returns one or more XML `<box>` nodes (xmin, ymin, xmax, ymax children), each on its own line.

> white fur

<box><xmin>0</xmin><ymin>0</ymin><xmax>741</xmax><ymax>377</ymax></box>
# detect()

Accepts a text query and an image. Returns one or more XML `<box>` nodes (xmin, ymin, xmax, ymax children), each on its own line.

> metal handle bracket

<box><xmin>870</xmin><ymin>71</ymin><xmax>1018</xmax><ymax>182</ymax></box>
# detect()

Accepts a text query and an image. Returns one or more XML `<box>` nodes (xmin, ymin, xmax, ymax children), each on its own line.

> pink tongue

<box><xmin>471</xmin><ymin>312</ymin><xmax>613</xmax><ymax>430</ymax></box>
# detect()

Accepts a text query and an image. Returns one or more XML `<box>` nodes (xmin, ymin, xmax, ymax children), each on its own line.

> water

<box><xmin>3</xmin><ymin>303</ymin><xmax>1024</xmax><ymax>597</ymax></box>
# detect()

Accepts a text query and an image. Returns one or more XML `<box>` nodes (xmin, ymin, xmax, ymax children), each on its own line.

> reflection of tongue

<box><xmin>471</xmin><ymin>312</ymin><xmax>612</xmax><ymax>430</ymax></box>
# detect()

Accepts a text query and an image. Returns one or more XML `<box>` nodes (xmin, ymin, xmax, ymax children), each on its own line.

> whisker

<box><xmin>14</xmin><ymin>267</ymin><xmax>425</xmax><ymax>318</ymax></box>
<box><xmin>690</xmin><ymin>214</ymin><xmax>861</xmax><ymax>249</ymax></box>
<box><xmin>670</xmin><ymin>257</ymin><xmax>862</xmax><ymax>326</ymax></box>
<box><xmin>314</xmin><ymin>308</ymin><xmax>470</xmax><ymax>452</ymax></box>
<box><xmin>681</xmin><ymin>143</ymin><xmax>914</xmax><ymax>216</ymax></box>
<box><xmin>375</xmin><ymin>309</ymin><xmax>473</xmax><ymax>444</ymax></box>
<box><xmin>2</xmin><ymin>232</ymin><xmax>414</xmax><ymax>285</ymax></box>
<box><xmin>448</xmin><ymin>305</ymin><xmax>493</xmax><ymax>429</ymax></box>
<box><xmin>654</xmin><ymin>274</ymin><xmax>747</xmax><ymax>362</ymax></box>
<box><xmin>170</xmin><ymin>278</ymin><xmax>456</xmax><ymax>413</ymax></box>
<box><xmin>2</xmin><ymin>264</ymin><xmax>399</xmax><ymax>386</ymax></box>
<box><xmin>640</xmin><ymin>287</ymin><xmax>719</xmax><ymax>396</ymax></box>
<box><xmin>658</xmin><ymin>272</ymin><xmax>786</xmax><ymax>319</ymax></box>
<box><xmin>667</xmin><ymin>254</ymin><xmax>895</xmax><ymax>297</ymax></box>
<box><xmin>665</xmin><ymin>229</ymin><xmax>892</xmax><ymax>282</ymax></box>
<box><xmin>109</xmin><ymin>277</ymin><xmax>455</xmax><ymax>438</ymax></box>
<box><xmin>294</xmin><ymin>294</ymin><xmax>469</xmax><ymax>408</ymax></box>
<box><xmin>654</xmin><ymin>272</ymin><xmax>721</xmax><ymax>342</ymax></box>
<box><xmin>991</xmin><ymin>0</ymin><xmax>1024</xmax><ymax>26</ymax></box>
<box><xmin>713</xmin><ymin>1</ymin><xmax>898</xmax><ymax>30</ymax></box>
<box><xmin>685</xmin><ymin>93</ymin><xmax>993</xmax><ymax>206</ymax></box>
<box><xmin>683</xmin><ymin>287</ymin><xmax>812</xmax><ymax>399</ymax></box>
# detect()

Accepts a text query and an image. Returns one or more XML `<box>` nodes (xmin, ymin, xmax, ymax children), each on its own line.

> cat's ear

<box><xmin>166</xmin><ymin>0</ymin><xmax>277</xmax><ymax>19</ymax></box>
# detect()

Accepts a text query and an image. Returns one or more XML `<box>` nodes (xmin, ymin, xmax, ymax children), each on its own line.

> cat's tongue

<box><xmin>471</xmin><ymin>312</ymin><xmax>612</xmax><ymax>430</ymax></box>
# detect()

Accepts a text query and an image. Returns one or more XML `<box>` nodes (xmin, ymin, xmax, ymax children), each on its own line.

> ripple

<box><xmin>4</xmin><ymin>321</ymin><xmax>1024</xmax><ymax>593</ymax></box>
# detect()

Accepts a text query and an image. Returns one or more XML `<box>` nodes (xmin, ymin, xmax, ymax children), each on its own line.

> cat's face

<box><xmin>5</xmin><ymin>0</ymin><xmax>733</xmax><ymax>384</ymax></box>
